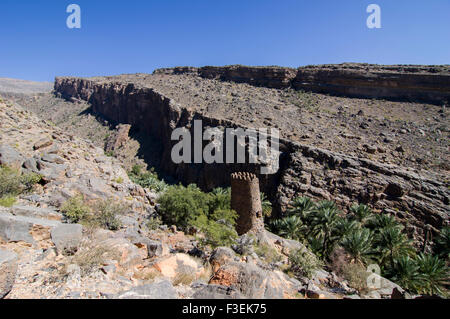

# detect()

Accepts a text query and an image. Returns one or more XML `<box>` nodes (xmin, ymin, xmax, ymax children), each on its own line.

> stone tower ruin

<box><xmin>231</xmin><ymin>172</ymin><xmax>265</xmax><ymax>236</ymax></box>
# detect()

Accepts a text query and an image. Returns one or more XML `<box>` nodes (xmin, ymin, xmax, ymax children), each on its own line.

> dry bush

<box><xmin>328</xmin><ymin>247</ymin><xmax>351</xmax><ymax>275</ymax></box>
<box><xmin>329</xmin><ymin>247</ymin><xmax>370</xmax><ymax>293</ymax></box>
<box><xmin>70</xmin><ymin>241</ymin><xmax>121</xmax><ymax>277</ymax></box>
<box><xmin>341</xmin><ymin>263</ymin><xmax>370</xmax><ymax>294</ymax></box>
<box><xmin>254</xmin><ymin>243</ymin><xmax>282</xmax><ymax>264</ymax></box>
<box><xmin>289</xmin><ymin>249</ymin><xmax>323</xmax><ymax>279</ymax></box>
<box><xmin>198</xmin><ymin>261</ymin><xmax>213</xmax><ymax>283</ymax></box>
<box><xmin>172</xmin><ymin>265</ymin><xmax>197</xmax><ymax>286</ymax></box>
<box><xmin>133</xmin><ymin>268</ymin><xmax>161</xmax><ymax>282</ymax></box>
<box><xmin>61</xmin><ymin>195</ymin><xmax>128</xmax><ymax>231</ymax></box>
<box><xmin>173</xmin><ymin>272</ymin><xmax>197</xmax><ymax>286</ymax></box>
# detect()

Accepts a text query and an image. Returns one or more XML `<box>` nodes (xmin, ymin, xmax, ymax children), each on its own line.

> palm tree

<box><xmin>341</xmin><ymin>228</ymin><xmax>374</xmax><ymax>265</ymax></box>
<box><xmin>270</xmin><ymin>215</ymin><xmax>305</xmax><ymax>241</ymax></box>
<box><xmin>434</xmin><ymin>226</ymin><xmax>450</xmax><ymax>259</ymax></box>
<box><xmin>260</xmin><ymin>193</ymin><xmax>272</xmax><ymax>217</ymax></box>
<box><xmin>335</xmin><ymin>218</ymin><xmax>361</xmax><ymax>238</ymax></box>
<box><xmin>416</xmin><ymin>253</ymin><xmax>449</xmax><ymax>296</ymax></box>
<box><xmin>307</xmin><ymin>235</ymin><xmax>325</xmax><ymax>258</ymax></box>
<box><xmin>387</xmin><ymin>256</ymin><xmax>425</xmax><ymax>293</ymax></box>
<box><xmin>209</xmin><ymin>187</ymin><xmax>231</xmax><ymax>212</ymax></box>
<box><xmin>349</xmin><ymin>204</ymin><xmax>374</xmax><ymax>226</ymax></box>
<box><xmin>375</xmin><ymin>226</ymin><xmax>416</xmax><ymax>268</ymax></box>
<box><xmin>308</xmin><ymin>201</ymin><xmax>342</xmax><ymax>257</ymax></box>
<box><xmin>287</xmin><ymin>196</ymin><xmax>316</xmax><ymax>220</ymax></box>
<box><xmin>368</xmin><ymin>213</ymin><xmax>400</xmax><ymax>230</ymax></box>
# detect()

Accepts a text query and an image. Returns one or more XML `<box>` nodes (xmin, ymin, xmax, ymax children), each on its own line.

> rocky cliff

<box><xmin>54</xmin><ymin>70</ymin><xmax>449</xmax><ymax>243</ymax></box>
<box><xmin>155</xmin><ymin>63</ymin><xmax>450</xmax><ymax>105</ymax></box>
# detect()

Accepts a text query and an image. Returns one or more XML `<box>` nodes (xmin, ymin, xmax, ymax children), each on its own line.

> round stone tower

<box><xmin>231</xmin><ymin>172</ymin><xmax>264</xmax><ymax>236</ymax></box>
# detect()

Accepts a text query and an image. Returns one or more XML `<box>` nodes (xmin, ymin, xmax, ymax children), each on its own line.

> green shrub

<box><xmin>89</xmin><ymin>200</ymin><xmax>126</xmax><ymax>230</ymax></box>
<box><xmin>208</xmin><ymin>187</ymin><xmax>231</xmax><ymax>213</ymax></box>
<box><xmin>20</xmin><ymin>172</ymin><xmax>42</xmax><ymax>192</ymax></box>
<box><xmin>0</xmin><ymin>166</ymin><xmax>41</xmax><ymax>206</ymax></box>
<box><xmin>210</xmin><ymin>208</ymin><xmax>237</xmax><ymax>225</ymax></box>
<box><xmin>128</xmin><ymin>165</ymin><xmax>167</xmax><ymax>192</ymax></box>
<box><xmin>288</xmin><ymin>249</ymin><xmax>323</xmax><ymax>279</ymax></box>
<box><xmin>131</xmin><ymin>164</ymin><xmax>143</xmax><ymax>176</ymax></box>
<box><xmin>254</xmin><ymin>243</ymin><xmax>282</xmax><ymax>264</ymax></box>
<box><xmin>61</xmin><ymin>195</ymin><xmax>91</xmax><ymax>223</ymax></box>
<box><xmin>61</xmin><ymin>196</ymin><xmax>127</xmax><ymax>230</ymax></box>
<box><xmin>434</xmin><ymin>227</ymin><xmax>450</xmax><ymax>259</ymax></box>
<box><xmin>147</xmin><ymin>216</ymin><xmax>163</xmax><ymax>231</ymax></box>
<box><xmin>192</xmin><ymin>213</ymin><xmax>238</xmax><ymax>248</ymax></box>
<box><xmin>158</xmin><ymin>184</ymin><xmax>210</xmax><ymax>230</ymax></box>
<box><xmin>157</xmin><ymin>183</ymin><xmax>239</xmax><ymax>248</ymax></box>
<box><xmin>0</xmin><ymin>195</ymin><xmax>17</xmax><ymax>207</ymax></box>
<box><xmin>0</xmin><ymin>166</ymin><xmax>23</xmax><ymax>197</ymax></box>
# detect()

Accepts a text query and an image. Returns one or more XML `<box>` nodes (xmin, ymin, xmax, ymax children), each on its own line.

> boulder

<box><xmin>22</xmin><ymin>158</ymin><xmax>39</xmax><ymax>173</ymax></box>
<box><xmin>100</xmin><ymin>237</ymin><xmax>143</xmax><ymax>267</ymax></box>
<box><xmin>209</xmin><ymin>260</ymin><xmax>300</xmax><ymax>299</ymax></box>
<box><xmin>10</xmin><ymin>205</ymin><xmax>62</xmax><ymax>221</ymax></box>
<box><xmin>147</xmin><ymin>240</ymin><xmax>170</xmax><ymax>258</ymax></box>
<box><xmin>0</xmin><ymin>145</ymin><xmax>24</xmax><ymax>170</ymax></box>
<box><xmin>88</xmin><ymin>177</ymin><xmax>108</xmax><ymax>196</ymax></box>
<box><xmin>365</xmin><ymin>273</ymin><xmax>405</xmax><ymax>298</ymax></box>
<box><xmin>51</xmin><ymin>224</ymin><xmax>83</xmax><ymax>254</ymax></box>
<box><xmin>0</xmin><ymin>212</ymin><xmax>61</xmax><ymax>244</ymax></box>
<box><xmin>33</xmin><ymin>138</ymin><xmax>53</xmax><ymax>150</ymax></box>
<box><xmin>153</xmin><ymin>253</ymin><xmax>203</xmax><ymax>279</ymax></box>
<box><xmin>116</xmin><ymin>280</ymin><xmax>177</xmax><ymax>299</ymax></box>
<box><xmin>41</xmin><ymin>154</ymin><xmax>65</xmax><ymax>164</ymax></box>
<box><xmin>0</xmin><ymin>249</ymin><xmax>18</xmax><ymax>299</ymax></box>
<box><xmin>210</xmin><ymin>247</ymin><xmax>238</xmax><ymax>272</ymax></box>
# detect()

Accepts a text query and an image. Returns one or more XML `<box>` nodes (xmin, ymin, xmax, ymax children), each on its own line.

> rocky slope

<box><xmin>0</xmin><ymin>78</ymin><xmax>52</xmax><ymax>95</ymax></box>
<box><xmin>3</xmin><ymin>97</ymin><xmax>397</xmax><ymax>300</ymax></box>
<box><xmin>53</xmin><ymin>65</ymin><xmax>449</xmax><ymax>244</ymax></box>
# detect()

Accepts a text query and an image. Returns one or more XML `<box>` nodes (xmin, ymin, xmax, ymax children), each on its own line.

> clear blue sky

<box><xmin>0</xmin><ymin>0</ymin><xmax>449</xmax><ymax>81</ymax></box>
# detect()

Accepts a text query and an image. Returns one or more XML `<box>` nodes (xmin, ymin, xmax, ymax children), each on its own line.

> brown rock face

<box><xmin>231</xmin><ymin>172</ymin><xmax>264</xmax><ymax>236</ymax></box>
<box><xmin>155</xmin><ymin>63</ymin><xmax>450</xmax><ymax>105</ymax></box>
<box><xmin>105</xmin><ymin>124</ymin><xmax>131</xmax><ymax>153</ymax></box>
